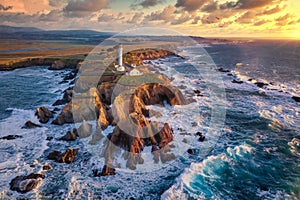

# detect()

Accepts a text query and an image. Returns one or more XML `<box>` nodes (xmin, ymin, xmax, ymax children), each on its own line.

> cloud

<box><xmin>0</xmin><ymin>4</ymin><xmax>13</xmax><ymax>11</ymax></box>
<box><xmin>253</xmin><ymin>19</ymin><xmax>269</xmax><ymax>26</ymax></box>
<box><xmin>258</xmin><ymin>5</ymin><xmax>284</xmax><ymax>15</ymax></box>
<box><xmin>235</xmin><ymin>11</ymin><xmax>257</xmax><ymax>24</ymax></box>
<box><xmin>220</xmin><ymin>0</ymin><xmax>276</xmax><ymax>10</ymax></box>
<box><xmin>201</xmin><ymin>1</ymin><xmax>219</xmax><ymax>12</ymax></box>
<box><xmin>276</xmin><ymin>13</ymin><xmax>292</xmax><ymax>26</ymax></box>
<box><xmin>128</xmin><ymin>12</ymin><xmax>144</xmax><ymax>23</ymax></box>
<box><xmin>63</xmin><ymin>0</ymin><xmax>109</xmax><ymax>17</ymax></box>
<box><xmin>0</xmin><ymin>12</ymin><xmax>39</xmax><ymax>23</ymax></box>
<box><xmin>175</xmin><ymin>0</ymin><xmax>210</xmax><ymax>12</ymax></box>
<box><xmin>171</xmin><ymin>13</ymin><xmax>192</xmax><ymax>25</ymax></box>
<box><xmin>39</xmin><ymin>9</ymin><xmax>62</xmax><ymax>21</ymax></box>
<box><xmin>48</xmin><ymin>0</ymin><xmax>67</xmax><ymax>7</ymax></box>
<box><xmin>144</xmin><ymin>5</ymin><xmax>176</xmax><ymax>22</ymax></box>
<box><xmin>132</xmin><ymin>0</ymin><xmax>164</xmax><ymax>9</ymax></box>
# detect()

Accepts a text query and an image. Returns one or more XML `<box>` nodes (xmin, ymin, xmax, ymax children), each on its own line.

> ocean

<box><xmin>0</xmin><ymin>40</ymin><xmax>299</xmax><ymax>199</ymax></box>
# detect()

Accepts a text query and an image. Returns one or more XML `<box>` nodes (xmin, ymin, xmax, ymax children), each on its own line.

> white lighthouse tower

<box><xmin>116</xmin><ymin>45</ymin><xmax>125</xmax><ymax>72</ymax></box>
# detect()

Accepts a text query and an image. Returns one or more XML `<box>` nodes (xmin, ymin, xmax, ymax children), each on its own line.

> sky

<box><xmin>0</xmin><ymin>0</ymin><xmax>299</xmax><ymax>38</ymax></box>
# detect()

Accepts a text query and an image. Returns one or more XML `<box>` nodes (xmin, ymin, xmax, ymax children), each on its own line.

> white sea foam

<box><xmin>162</xmin><ymin>144</ymin><xmax>253</xmax><ymax>199</ymax></box>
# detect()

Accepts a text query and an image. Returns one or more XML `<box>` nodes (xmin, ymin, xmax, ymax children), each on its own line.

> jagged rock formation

<box><xmin>22</xmin><ymin>120</ymin><xmax>42</xmax><ymax>129</ymax></box>
<box><xmin>0</xmin><ymin>135</ymin><xmax>23</xmax><ymax>140</ymax></box>
<box><xmin>10</xmin><ymin>173</ymin><xmax>45</xmax><ymax>193</ymax></box>
<box><xmin>59</xmin><ymin>128</ymin><xmax>78</xmax><ymax>141</ymax></box>
<box><xmin>35</xmin><ymin>107</ymin><xmax>54</xmax><ymax>123</ymax></box>
<box><xmin>47</xmin><ymin>148</ymin><xmax>79</xmax><ymax>164</ymax></box>
<box><xmin>51</xmin><ymin>103</ymin><xmax>73</xmax><ymax>125</ymax></box>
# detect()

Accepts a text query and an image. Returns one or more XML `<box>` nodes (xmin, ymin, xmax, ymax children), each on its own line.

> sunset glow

<box><xmin>0</xmin><ymin>0</ymin><xmax>299</xmax><ymax>38</ymax></box>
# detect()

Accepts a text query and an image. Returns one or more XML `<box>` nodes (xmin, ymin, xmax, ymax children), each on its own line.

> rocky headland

<box><xmin>9</xmin><ymin>47</ymin><xmax>192</xmax><ymax>194</ymax></box>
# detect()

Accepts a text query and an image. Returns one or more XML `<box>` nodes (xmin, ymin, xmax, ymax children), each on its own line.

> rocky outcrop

<box><xmin>0</xmin><ymin>135</ymin><xmax>23</xmax><ymax>140</ymax></box>
<box><xmin>48</xmin><ymin>59</ymin><xmax>81</xmax><ymax>70</ymax></box>
<box><xmin>292</xmin><ymin>96</ymin><xmax>300</xmax><ymax>102</ymax></box>
<box><xmin>59</xmin><ymin>128</ymin><xmax>78</xmax><ymax>141</ymax></box>
<box><xmin>35</xmin><ymin>107</ymin><xmax>54</xmax><ymax>123</ymax></box>
<box><xmin>217</xmin><ymin>68</ymin><xmax>230</xmax><ymax>73</ymax></box>
<box><xmin>52</xmin><ymin>103</ymin><xmax>73</xmax><ymax>125</ymax></box>
<box><xmin>94</xmin><ymin>165</ymin><xmax>116</xmax><ymax>176</ymax></box>
<box><xmin>131</xmin><ymin>83</ymin><xmax>187</xmax><ymax>108</ymax></box>
<box><xmin>22</xmin><ymin>120</ymin><xmax>42</xmax><ymax>129</ymax></box>
<box><xmin>10</xmin><ymin>173</ymin><xmax>45</xmax><ymax>193</ymax></box>
<box><xmin>47</xmin><ymin>148</ymin><xmax>78</xmax><ymax>164</ymax></box>
<box><xmin>124</xmin><ymin>49</ymin><xmax>179</xmax><ymax>66</ymax></box>
<box><xmin>52</xmin><ymin>89</ymin><xmax>73</xmax><ymax>106</ymax></box>
<box><xmin>255</xmin><ymin>82</ymin><xmax>268</xmax><ymax>88</ymax></box>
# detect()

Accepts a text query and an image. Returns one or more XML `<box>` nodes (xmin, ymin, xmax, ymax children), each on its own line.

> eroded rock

<box><xmin>35</xmin><ymin>107</ymin><xmax>54</xmax><ymax>123</ymax></box>
<box><xmin>22</xmin><ymin>120</ymin><xmax>42</xmax><ymax>129</ymax></box>
<box><xmin>10</xmin><ymin>173</ymin><xmax>45</xmax><ymax>193</ymax></box>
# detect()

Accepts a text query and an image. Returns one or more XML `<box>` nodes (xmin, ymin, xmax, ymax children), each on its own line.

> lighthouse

<box><xmin>116</xmin><ymin>45</ymin><xmax>125</xmax><ymax>72</ymax></box>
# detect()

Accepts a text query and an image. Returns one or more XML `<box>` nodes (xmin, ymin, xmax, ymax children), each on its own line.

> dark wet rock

<box><xmin>35</xmin><ymin>107</ymin><xmax>54</xmax><ymax>123</ymax></box>
<box><xmin>22</xmin><ymin>120</ymin><xmax>42</xmax><ymax>129</ymax></box>
<box><xmin>47</xmin><ymin>148</ymin><xmax>78</xmax><ymax>164</ymax></box>
<box><xmin>58</xmin><ymin>80</ymin><xmax>68</xmax><ymax>84</ymax></box>
<box><xmin>52</xmin><ymin>103</ymin><xmax>73</xmax><ymax>125</ymax></box>
<box><xmin>0</xmin><ymin>135</ymin><xmax>23</xmax><ymax>140</ymax></box>
<box><xmin>193</xmin><ymin>90</ymin><xmax>201</xmax><ymax>94</ymax></box>
<box><xmin>199</xmin><ymin>135</ymin><xmax>206</xmax><ymax>142</ymax></box>
<box><xmin>232</xmin><ymin>80</ymin><xmax>243</xmax><ymax>84</ymax></box>
<box><xmin>63</xmin><ymin>72</ymin><xmax>76</xmax><ymax>81</ymax></box>
<box><xmin>254</xmin><ymin>82</ymin><xmax>268</xmax><ymax>88</ymax></box>
<box><xmin>191</xmin><ymin>122</ymin><xmax>198</xmax><ymax>127</ymax></box>
<box><xmin>292</xmin><ymin>96</ymin><xmax>300</xmax><ymax>102</ymax></box>
<box><xmin>42</xmin><ymin>165</ymin><xmax>52</xmax><ymax>171</ymax></box>
<box><xmin>59</xmin><ymin>128</ymin><xmax>78</xmax><ymax>141</ymax></box>
<box><xmin>77</xmin><ymin>120</ymin><xmax>92</xmax><ymax>138</ymax></box>
<box><xmin>248</xmin><ymin>78</ymin><xmax>253</xmax><ymax>82</ymax></box>
<box><xmin>47</xmin><ymin>151</ymin><xmax>62</xmax><ymax>161</ymax></box>
<box><xmin>187</xmin><ymin>149</ymin><xmax>197</xmax><ymax>155</ymax></box>
<box><xmin>227</xmin><ymin>73</ymin><xmax>233</xmax><ymax>76</ymax></box>
<box><xmin>46</xmin><ymin>136</ymin><xmax>53</xmax><ymax>141</ymax></box>
<box><xmin>52</xmin><ymin>89</ymin><xmax>73</xmax><ymax>106</ymax></box>
<box><xmin>196</xmin><ymin>132</ymin><xmax>203</xmax><ymax>136</ymax></box>
<box><xmin>10</xmin><ymin>173</ymin><xmax>45</xmax><ymax>193</ymax></box>
<box><xmin>52</xmin><ymin>108</ymin><xmax>60</xmax><ymax>112</ymax></box>
<box><xmin>95</xmin><ymin>165</ymin><xmax>116</xmax><ymax>176</ymax></box>
<box><xmin>217</xmin><ymin>68</ymin><xmax>230</xmax><ymax>73</ymax></box>
<box><xmin>59</xmin><ymin>148</ymin><xmax>79</xmax><ymax>163</ymax></box>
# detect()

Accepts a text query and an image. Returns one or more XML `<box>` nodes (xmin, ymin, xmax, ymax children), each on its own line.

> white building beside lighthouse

<box><xmin>115</xmin><ymin>45</ymin><xmax>125</xmax><ymax>72</ymax></box>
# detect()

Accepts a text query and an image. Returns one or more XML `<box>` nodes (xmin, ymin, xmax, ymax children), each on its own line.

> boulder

<box><xmin>10</xmin><ymin>173</ymin><xmax>45</xmax><ymax>193</ymax></box>
<box><xmin>35</xmin><ymin>107</ymin><xmax>54</xmax><ymax>123</ymax></box>
<box><xmin>52</xmin><ymin>89</ymin><xmax>73</xmax><ymax>106</ymax></box>
<box><xmin>217</xmin><ymin>68</ymin><xmax>230</xmax><ymax>73</ymax></box>
<box><xmin>42</xmin><ymin>165</ymin><xmax>52</xmax><ymax>171</ymax></box>
<box><xmin>0</xmin><ymin>135</ymin><xmax>23</xmax><ymax>140</ymax></box>
<box><xmin>59</xmin><ymin>148</ymin><xmax>79</xmax><ymax>163</ymax></box>
<box><xmin>47</xmin><ymin>148</ymin><xmax>78</xmax><ymax>164</ymax></box>
<box><xmin>232</xmin><ymin>80</ymin><xmax>243</xmax><ymax>84</ymax></box>
<box><xmin>52</xmin><ymin>103</ymin><xmax>73</xmax><ymax>125</ymax></box>
<box><xmin>59</xmin><ymin>129</ymin><xmax>78</xmax><ymax>141</ymax></box>
<box><xmin>255</xmin><ymin>82</ymin><xmax>268</xmax><ymax>88</ymax></box>
<box><xmin>95</xmin><ymin>165</ymin><xmax>116</xmax><ymax>176</ymax></box>
<box><xmin>22</xmin><ymin>120</ymin><xmax>42</xmax><ymax>129</ymax></box>
<box><xmin>292</xmin><ymin>96</ymin><xmax>300</xmax><ymax>102</ymax></box>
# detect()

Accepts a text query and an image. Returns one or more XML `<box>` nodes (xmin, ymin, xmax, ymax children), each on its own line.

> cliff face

<box><xmin>49</xmin><ymin>49</ymin><xmax>187</xmax><ymax>175</ymax></box>
<box><xmin>99</xmin><ymin>83</ymin><xmax>187</xmax><ymax>174</ymax></box>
